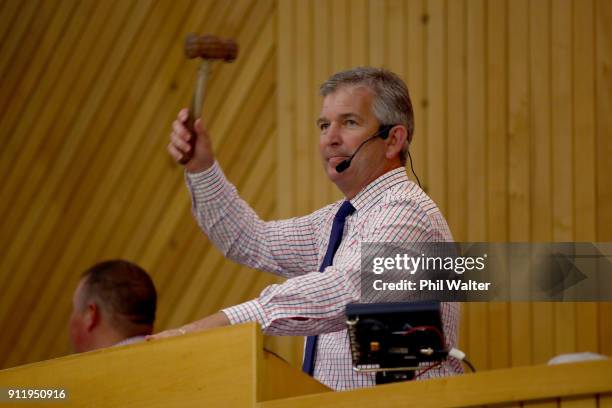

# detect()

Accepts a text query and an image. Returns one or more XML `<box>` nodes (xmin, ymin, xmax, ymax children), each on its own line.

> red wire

<box><xmin>402</xmin><ymin>325</ymin><xmax>445</xmax><ymax>345</ymax></box>
<box><xmin>402</xmin><ymin>325</ymin><xmax>446</xmax><ymax>379</ymax></box>
<box><xmin>415</xmin><ymin>361</ymin><xmax>442</xmax><ymax>379</ymax></box>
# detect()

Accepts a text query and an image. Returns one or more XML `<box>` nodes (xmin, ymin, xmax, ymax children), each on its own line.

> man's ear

<box><xmin>84</xmin><ymin>302</ymin><xmax>100</xmax><ymax>332</ymax></box>
<box><xmin>385</xmin><ymin>126</ymin><xmax>408</xmax><ymax>160</ymax></box>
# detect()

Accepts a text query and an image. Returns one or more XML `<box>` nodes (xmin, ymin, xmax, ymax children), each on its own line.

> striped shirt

<box><xmin>186</xmin><ymin>163</ymin><xmax>462</xmax><ymax>390</ymax></box>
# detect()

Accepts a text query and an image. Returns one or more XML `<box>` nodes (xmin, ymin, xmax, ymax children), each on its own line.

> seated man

<box><xmin>69</xmin><ymin>260</ymin><xmax>157</xmax><ymax>352</ymax></box>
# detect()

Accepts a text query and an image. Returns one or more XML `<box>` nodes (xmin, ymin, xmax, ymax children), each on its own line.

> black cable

<box><xmin>407</xmin><ymin>149</ymin><xmax>422</xmax><ymax>188</ymax></box>
<box><xmin>462</xmin><ymin>357</ymin><xmax>476</xmax><ymax>373</ymax></box>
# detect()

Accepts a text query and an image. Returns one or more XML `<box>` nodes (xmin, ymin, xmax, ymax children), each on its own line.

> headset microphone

<box><xmin>335</xmin><ymin>125</ymin><xmax>394</xmax><ymax>173</ymax></box>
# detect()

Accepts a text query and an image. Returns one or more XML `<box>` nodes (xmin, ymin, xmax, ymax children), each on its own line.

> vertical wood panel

<box><xmin>369</xmin><ymin>0</ymin><xmax>386</xmax><ymax>66</ymax></box>
<box><xmin>312</xmin><ymin>0</ymin><xmax>333</xmax><ymax>209</ymax></box>
<box><xmin>425</xmin><ymin>0</ymin><xmax>447</xmax><ymax>211</ymax></box>
<box><xmin>529</xmin><ymin>0</ymin><xmax>555</xmax><ymax>366</ymax></box>
<box><xmin>446</xmin><ymin>0</ymin><xmax>467</xmax><ymax>241</ymax></box>
<box><xmin>508</xmin><ymin>0</ymin><xmax>532</xmax><ymax>367</ymax></box>
<box><xmin>551</xmin><ymin>0</ymin><xmax>576</xmax><ymax>357</ymax></box>
<box><xmin>595</xmin><ymin>0</ymin><xmax>612</xmax><ymax>359</ymax></box>
<box><xmin>406</xmin><ymin>0</ymin><xmax>426</xmax><ymax>186</ymax></box>
<box><xmin>486</xmin><ymin>0</ymin><xmax>510</xmax><ymax>370</ymax></box>
<box><xmin>277</xmin><ymin>0</ymin><xmax>295</xmax><ymax>217</ymax></box>
<box><xmin>596</xmin><ymin>0</ymin><xmax>612</xmax><ymax>242</ymax></box>
<box><xmin>466</xmin><ymin>0</ymin><xmax>488</xmax><ymax>368</ymax></box>
<box><xmin>295</xmin><ymin>0</ymin><xmax>313</xmax><ymax>215</ymax></box>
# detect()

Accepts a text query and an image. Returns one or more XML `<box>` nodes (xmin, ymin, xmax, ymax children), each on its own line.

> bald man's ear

<box><xmin>384</xmin><ymin>126</ymin><xmax>408</xmax><ymax>160</ymax></box>
<box><xmin>84</xmin><ymin>303</ymin><xmax>100</xmax><ymax>332</ymax></box>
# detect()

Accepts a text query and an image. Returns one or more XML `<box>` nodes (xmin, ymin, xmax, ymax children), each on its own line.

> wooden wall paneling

<box><xmin>11</xmin><ymin>0</ymin><xmax>164</xmax><ymax>366</ymax></box>
<box><xmin>596</xmin><ymin>0</ymin><xmax>612</xmax><ymax>359</ymax></box>
<box><xmin>331</xmin><ymin>0</ymin><xmax>349</xmax><ymax>71</ymax></box>
<box><xmin>277</xmin><ymin>0</ymin><xmax>295</xmax><ymax>217</ymax></box>
<box><xmin>0</xmin><ymin>0</ymin><xmax>27</xmax><ymax>61</ymax></box>
<box><xmin>573</xmin><ymin>0</ymin><xmax>597</xmax><ymax>242</ymax></box>
<box><xmin>328</xmin><ymin>0</ymin><xmax>349</xmax><ymax>202</ymax></box>
<box><xmin>572</xmin><ymin>0</ymin><xmax>599</xmax><ymax>355</ymax></box>
<box><xmin>157</xmin><ymin>1</ymin><xmax>275</xmax><ymax>328</ymax></box>
<box><xmin>29</xmin><ymin>0</ymin><xmax>204</xmax><ymax>359</ymax></box>
<box><xmin>425</xmin><ymin>0</ymin><xmax>447</xmax><ymax>212</ymax></box>
<box><xmin>296</xmin><ymin>0</ymin><xmax>313</xmax><ymax>214</ymax></box>
<box><xmin>446</xmin><ymin>0</ymin><xmax>474</xmax><ymax>367</ymax></box>
<box><xmin>28</xmin><ymin>0</ymin><xmax>198</xmax><ymax>364</ymax></box>
<box><xmin>207</xmin><ymin>10</ymin><xmax>274</xmax><ymax>152</ymax></box>
<box><xmin>100</xmin><ymin>0</ymin><xmax>206</xmax><ymax>260</ymax></box>
<box><xmin>551</xmin><ymin>0</ymin><xmax>576</xmax><ymax>357</ymax></box>
<box><xmin>155</xmin><ymin>216</ymin><xmax>214</xmax><ymax>330</ymax></box>
<box><xmin>551</xmin><ymin>1</ymin><xmax>574</xmax><ymax>243</ymax></box>
<box><xmin>406</xmin><ymin>0</ymin><xmax>427</xmax><ymax>195</ymax></box>
<box><xmin>104</xmin><ymin>0</ymin><xmax>258</xmax><ymax>263</ymax></box>
<box><xmin>168</xmin><ymin>7</ymin><xmax>277</xmax><ymax>319</ymax></box>
<box><xmin>0</xmin><ymin>0</ymin><xmax>55</xmax><ymax>122</ymax></box>
<box><xmin>0</xmin><ymin>0</ymin><xmax>129</xmax><ymax>296</ymax></box>
<box><xmin>0</xmin><ymin>0</ymin><xmax>133</xmax><ymax>367</ymax></box>
<box><xmin>139</xmin><ymin>177</ymin><xmax>194</xmax><ymax>269</ymax></box>
<box><xmin>387</xmin><ymin>0</ymin><xmax>406</xmax><ymax>75</ymax></box>
<box><xmin>486</xmin><ymin>0</ymin><xmax>510</xmax><ymax>370</ymax></box>
<box><xmin>349</xmin><ymin>0</ymin><xmax>368</xmax><ymax>67</ymax></box>
<box><xmin>446</xmin><ymin>0</ymin><xmax>466</xmax><ymax>242</ymax></box>
<box><xmin>2</xmin><ymin>0</ymin><xmax>228</xmax><ymax>368</ymax></box>
<box><xmin>369</xmin><ymin>0</ymin><xmax>386</xmax><ymax>66</ymax></box>
<box><xmin>0</xmin><ymin>0</ymin><xmax>97</xmax><ymax>293</ymax></box>
<box><xmin>528</xmin><ymin>0</ymin><xmax>556</xmax><ymax>366</ymax></box>
<box><xmin>115</xmin><ymin>0</ymin><xmax>258</xmax><ymax>266</ymax></box>
<box><xmin>572</xmin><ymin>0</ymin><xmax>599</xmax><ymax>352</ymax></box>
<box><xmin>466</xmin><ymin>0</ymin><xmax>488</xmax><ymax>369</ymax></box>
<box><xmin>508</xmin><ymin>0</ymin><xmax>532</xmax><ymax>367</ymax></box>
<box><xmin>596</xmin><ymin>0</ymin><xmax>612</xmax><ymax>242</ymax></box>
<box><xmin>63</xmin><ymin>0</ymin><xmax>212</xmax><ymax>284</ymax></box>
<box><xmin>466</xmin><ymin>0</ymin><xmax>486</xmax><ymax>242</ymax></box>
<box><xmin>0</xmin><ymin>0</ymin><xmax>82</xmax><ymax>241</ymax></box>
<box><xmin>312</xmin><ymin>0</ymin><xmax>332</xmax><ymax>209</ymax></box>
<box><xmin>486</xmin><ymin>0</ymin><xmax>508</xmax><ymax>243</ymax></box>
<box><xmin>38</xmin><ymin>0</ymin><xmax>231</xmax><ymax>351</ymax></box>
<box><xmin>90</xmin><ymin>0</ymin><xmax>260</xmax><ymax>336</ymax></box>
<box><xmin>0</xmin><ymin>0</ymin><xmax>109</xmax><ymax>231</ymax></box>
<box><xmin>529</xmin><ymin>0</ymin><xmax>553</xmax><ymax>242</ymax></box>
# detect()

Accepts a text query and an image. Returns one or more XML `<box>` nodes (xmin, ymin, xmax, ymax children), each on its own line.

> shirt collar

<box><xmin>349</xmin><ymin>167</ymin><xmax>409</xmax><ymax>213</ymax></box>
<box><xmin>114</xmin><ymin>335</ymin><xmax>146</xmax><ymax>347</ymax></box>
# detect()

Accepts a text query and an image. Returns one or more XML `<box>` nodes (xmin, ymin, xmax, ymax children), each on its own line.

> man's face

<box><xmin>318</xmin><ymin>86</ymin><xmax>386</xmax><ymax>198</ymax></box>
<box><xmin>68</xmin><ymin>279</ymin><xmax>89</xmax><ymax>352</ymax></box>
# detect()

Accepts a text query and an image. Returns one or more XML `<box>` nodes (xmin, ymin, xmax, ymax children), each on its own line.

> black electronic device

<box><xmin>346</xmin><ymin>301</ymin><xmax>446</xmax><ymax>384</ymax></box>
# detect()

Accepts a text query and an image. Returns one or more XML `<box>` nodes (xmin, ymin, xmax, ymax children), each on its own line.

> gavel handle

<box><xmin>179</xmin><ymin>60</ymin><xmax>210</xmax><ymax>165</ymax></box>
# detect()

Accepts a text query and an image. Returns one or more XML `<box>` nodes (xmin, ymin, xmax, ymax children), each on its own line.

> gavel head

<box><xmin>185</xmin><ymin>34</ymin><xmax>238</xmax><ymax>62</ymax></box>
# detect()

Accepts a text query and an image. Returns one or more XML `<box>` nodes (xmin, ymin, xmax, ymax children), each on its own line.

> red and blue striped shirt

<box><xmin>186</xmin><ymin>163</ymin><xmax>462</xmax><ymax>390</ymax></box>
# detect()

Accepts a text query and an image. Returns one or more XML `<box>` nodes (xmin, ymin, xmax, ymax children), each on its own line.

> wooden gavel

<box><xmin>179</xmin><ymin>34</ymin><xmax>239</xmax><ymax>164</ymax></box>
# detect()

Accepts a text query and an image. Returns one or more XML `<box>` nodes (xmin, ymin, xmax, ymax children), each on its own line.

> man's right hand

<box><xmin>167</xmin><ymin>108</ymin><xmax>215</xmax><ymax>173</ymax></box>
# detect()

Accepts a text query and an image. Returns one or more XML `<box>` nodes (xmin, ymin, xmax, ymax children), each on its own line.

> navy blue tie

<box><xmin>302</xmin><ymin>200</ymin><xmax>356</xmax><ymax>376</ymax></box>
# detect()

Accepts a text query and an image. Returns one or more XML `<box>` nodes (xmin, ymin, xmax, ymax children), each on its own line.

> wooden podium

<box><xmin>0</xmin><ymin>323</ymin><xmax>329</xmax><ymax>406</ymax></box>
<box><xmin>1</xmin><ymin>323</ymin><xmax>611</xmax><ymax>407</ymax></box>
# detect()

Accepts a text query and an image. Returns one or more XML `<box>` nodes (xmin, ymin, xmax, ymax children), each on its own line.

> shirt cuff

<box><xmin>185</xmin><ymin>161</ymin><xmax>228</xmax><ymax>202</ymax></box>
<box><xmin>222</xmin><ymin>299</ymin><xmax>267</xmax><ymax>327</ymax></box>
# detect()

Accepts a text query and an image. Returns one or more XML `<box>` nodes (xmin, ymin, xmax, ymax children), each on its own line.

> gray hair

<box><xmin>319</xmin><ymin>67</ymin><xmax>414</xmax><ymax>165</ymax></box>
